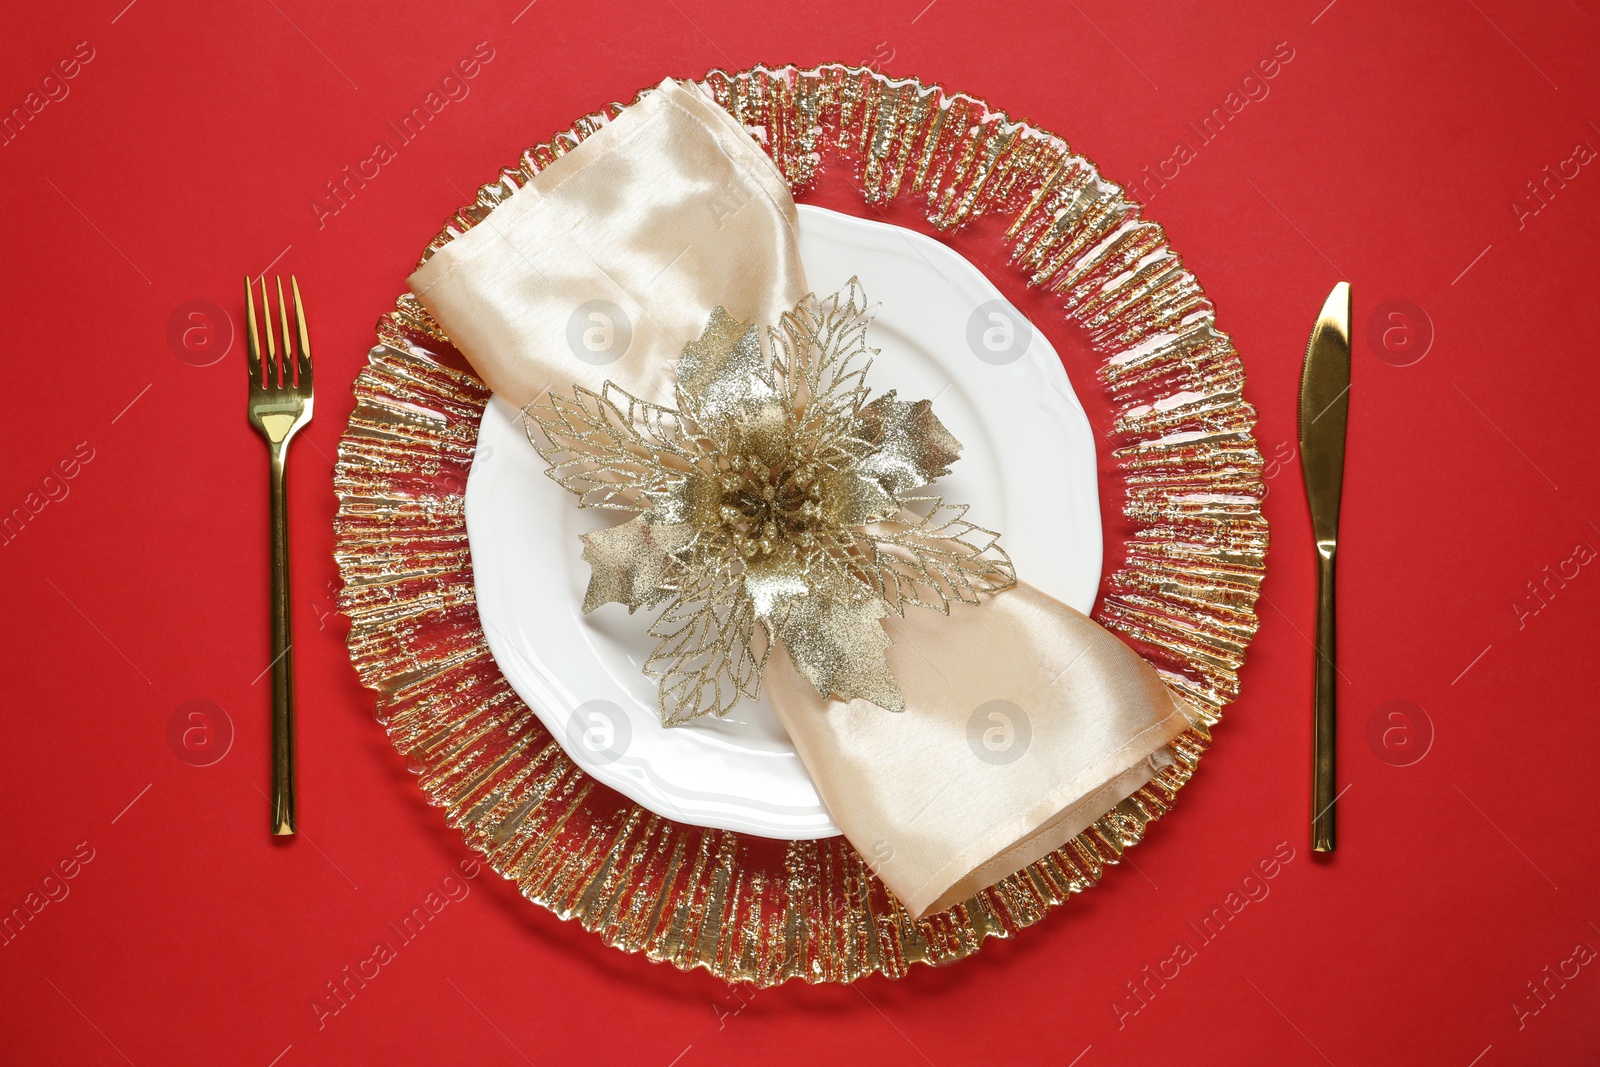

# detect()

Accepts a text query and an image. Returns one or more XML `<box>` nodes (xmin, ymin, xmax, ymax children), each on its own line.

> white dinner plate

<box><xmin>465</xmin><ymin>204</ymin><xmax>1102</xmax><ymax>839</ymax></box>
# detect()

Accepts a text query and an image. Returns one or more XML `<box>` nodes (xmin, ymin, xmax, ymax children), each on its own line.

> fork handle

<box><xmin>1311</xmin><ymin>544</ymin><xmax>1336</xmax><ymax>852</ymax></box>
<box><xmin>269</xmin><ymin>446</ymin><xmax>298</xmax><ymax>836</ymax></box>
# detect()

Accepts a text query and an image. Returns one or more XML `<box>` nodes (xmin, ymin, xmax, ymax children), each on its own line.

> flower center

<box><xmin>714</xmin><ymin>449</ymin><xmax>828</xmax><ymax>559</ymax></box>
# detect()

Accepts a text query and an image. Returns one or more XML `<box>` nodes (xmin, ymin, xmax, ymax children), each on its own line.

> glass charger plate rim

<box><xmin>334</xmin><ymin>62</ymin><xmax>1267</xmax><ymax>987</ymax></box>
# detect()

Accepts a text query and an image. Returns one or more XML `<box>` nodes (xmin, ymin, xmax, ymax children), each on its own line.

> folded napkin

<box><xmin>409</xmin><ymin>79</ymin><xmax>805</xmax><ymax>413</ymax></box>
<box><xmin>410</xmin><ymin>78</ymin><xmax>1197</xmax><ymax>919</ymax></box>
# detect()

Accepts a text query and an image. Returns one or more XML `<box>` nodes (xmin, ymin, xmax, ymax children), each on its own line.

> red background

<box><xmin>3</xmin><ymin>0</ymin><xmax>1598</xmax><ymax>1064</ymax></box>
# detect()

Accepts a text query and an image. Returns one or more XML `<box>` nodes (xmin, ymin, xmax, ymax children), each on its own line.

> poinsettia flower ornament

<box><xmin>527</xmin><ymin>280</ymin><xmax>1015</xmax><ymax>725</ymax></box>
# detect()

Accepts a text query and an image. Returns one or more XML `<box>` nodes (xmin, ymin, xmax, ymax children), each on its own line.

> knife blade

<box><xmin>1298</xmin><ymin>281</ymin><xmax>1350</xmax><ymax>853</ymax></box>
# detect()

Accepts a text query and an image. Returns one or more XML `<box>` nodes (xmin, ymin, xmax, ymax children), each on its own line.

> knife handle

<box><xmin>1312</xmin><ymin>543</ymin><xmax>1337</xmax><ymax>852</ymax></box>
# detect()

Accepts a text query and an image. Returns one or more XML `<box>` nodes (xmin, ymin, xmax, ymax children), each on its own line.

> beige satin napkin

<box><xmin>409</xmin><ymin>78</ymin><xmax>1197</xmax><ymax>920</ymax></box>
<box><xmin>410</xmin><ymin>78</ymin><xmax>804</xmax><ymax>412</ymax></box>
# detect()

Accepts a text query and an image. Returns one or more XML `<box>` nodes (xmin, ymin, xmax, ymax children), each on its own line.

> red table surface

<box><xmin>4</xmin><ymin>0</ymin><xmax>1598</xmax><ymax>1064</ymax></box>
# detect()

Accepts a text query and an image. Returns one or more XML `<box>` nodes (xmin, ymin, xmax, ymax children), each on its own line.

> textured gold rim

<box><xmin>334</xmin><ymin>64</ymin><xmax>1266</xmax><ymax>986</ymax></box>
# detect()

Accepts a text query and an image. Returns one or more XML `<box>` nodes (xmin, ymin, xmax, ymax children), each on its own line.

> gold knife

<box><xmin>1298</xmin><ymin>282</ymin><xmax>1350</xmax><ymax>852</ymax></box>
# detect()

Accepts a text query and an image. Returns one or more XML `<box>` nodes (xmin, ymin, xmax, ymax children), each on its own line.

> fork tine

<box><xmin>275</xmin><ymin>276</ymin><xmax>293</xmax><ymax>388</ymax></box>
<box><xmin>259</xmin><ymin>276</ymin><xmax>278</xmax><ymax>387</ymax></box>
<box><xmin>244</xmin><ymin>276</ymin><xmax>262</xmax><ymax>388</ymax></box>
<box><xmin>291</xmin><ymin>276</ymin><xmax>312</xmax><ymax>386</ymax></box>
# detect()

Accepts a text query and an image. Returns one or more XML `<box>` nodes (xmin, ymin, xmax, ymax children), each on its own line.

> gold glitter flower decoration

<box><xmin>526</xmin><ymin>280</ymin><xmax>1015</xmax><ymax>725</ymax></box>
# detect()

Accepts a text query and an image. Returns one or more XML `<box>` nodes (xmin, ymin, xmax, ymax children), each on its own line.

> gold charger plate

<box><xmin>333</xmin><ymin>63</ymin><xmax>1266</xmax><ymax>986</ymax></box>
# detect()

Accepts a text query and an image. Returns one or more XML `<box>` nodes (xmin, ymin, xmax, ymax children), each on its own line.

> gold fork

<box><xmin>245</xmin><ymin>275</ymin><xmax>314</xmax><ymax>836</ymax></box>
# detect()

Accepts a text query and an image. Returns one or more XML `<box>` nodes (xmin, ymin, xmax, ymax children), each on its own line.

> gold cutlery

<box><xmin>1298</xmin><ymin>282</ymin><xmax>1350</xmax><ymax>852</ymax></box>
<box><xmin>245</xmin><ymin>275</ymin><xmax>315</xmax><ymax>836</ymax></box>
